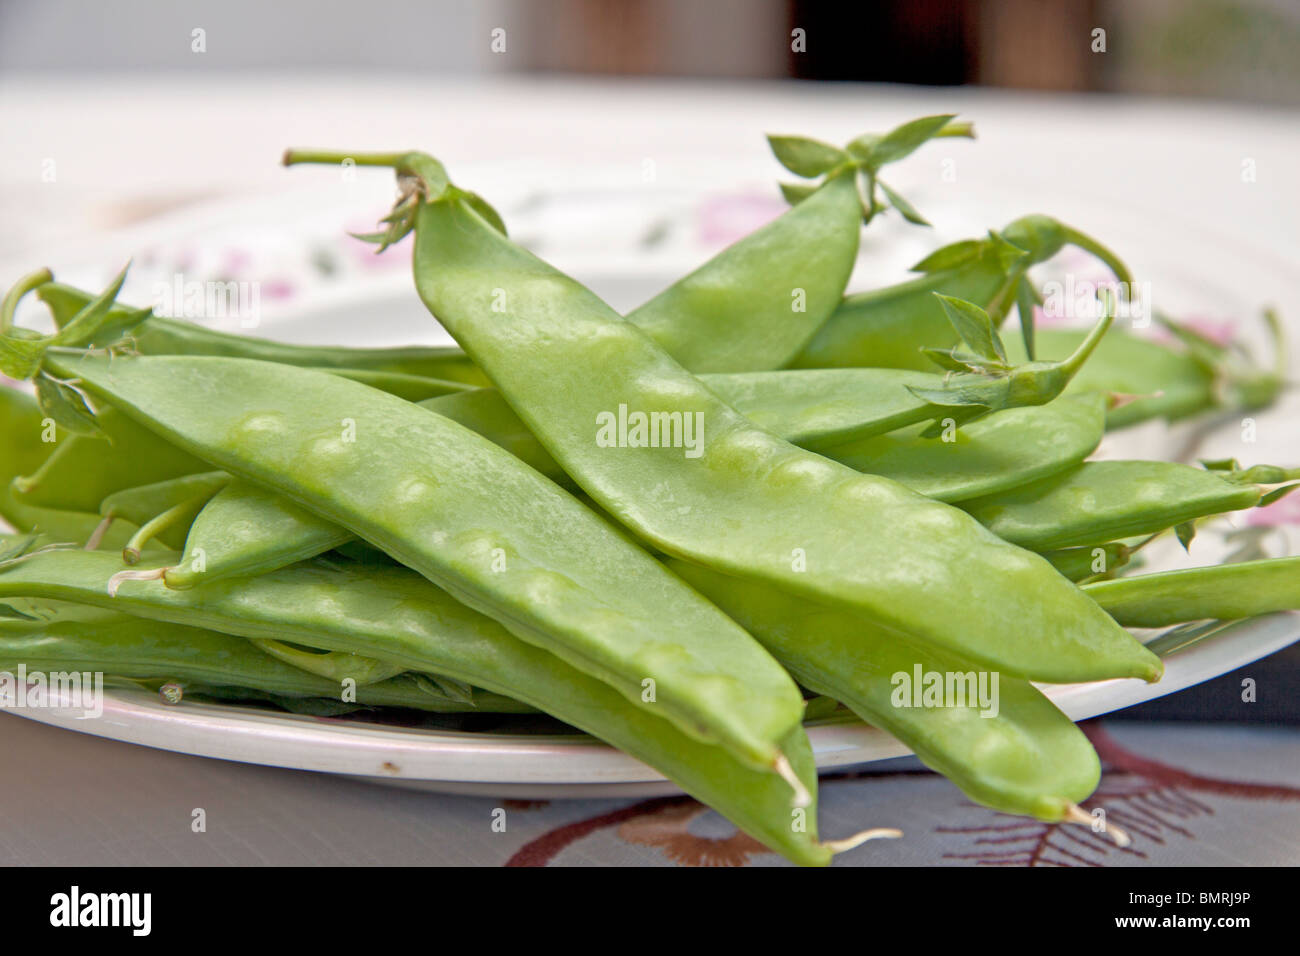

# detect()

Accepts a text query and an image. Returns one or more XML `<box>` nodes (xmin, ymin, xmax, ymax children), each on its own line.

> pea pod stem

<box><xmin>122</xmin><ymin>489</ymin><xmax>221</xmax><ymax>564</ymax></box>
<box><xmin>1056</xmin><ymin>225</ymin><xmax>1134</xmax><ymax>288</ymax></box>
<box><xmin>1063</xmin><ymin>803</ymin><xmax>1131</xmax><ymax>847</ymax></box>
<box><xmin>0</xmin><ymin>268</ymin><xmax>53</xmax><ymax>334</ymax></box>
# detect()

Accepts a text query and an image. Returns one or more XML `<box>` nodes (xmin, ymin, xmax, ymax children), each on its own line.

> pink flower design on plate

<box><xmin>1246</xmin><ymin>491</ymin><xmax>1300</xmax><ymax>528</ymax></box>
<box><xmin>697</xmin><ymin>192</ymin><xmax>786</xmax><ymax>247</ymax></box>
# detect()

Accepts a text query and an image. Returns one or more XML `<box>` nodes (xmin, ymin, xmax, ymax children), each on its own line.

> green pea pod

<box><xmin>669</xmin><ymin>559</ymin><xmax>1103</xmax><ymax>823</ymax></box>
<box><xmin>0</xmin><ymin>545</ymin><xmax>874</xmax><ymax>866</ymax></box>
<box><xmin>1</xmin><ymin>385</ymin><xmax>59</xmax><ymax>479</ymax></box>
<box><xmin>248</xmin><ymin>638</ymin><xmax>407</xmax><ymax>686</ymax></box>
<box><xmin>0</xmin><ymin>607</ymin><xmax>531</xmax><ymax>713</ymax></box>
<box><xmin>821</xmin><ymin>394</ymin><xmax>1106</xmax><ymax>502</ymax></box>
<box><xmin>322</xmin><ymin>368</ymin><xmax>474</xmax><ymax>401</ymax></box>
<box><xmin>307</xmin><ymin>151</ymin><xmax>1156</xmax><ymax>685</ymax></box>
<box><xmin>97</xmin><ymin>472</ymin><xmax>230</xmax><ymax>553</ymax></box>
<box><xmin>1041</xmin><ymin>543</ymin><xmax>1132</xmax><ymax>583</ymax></box>
<box><xmin>165</xmin><ymin>370</ymin><xmax>1098</xmax><ymax>589</ymax></box>
<box><xmin>790</xmin><ymin>214</ymin><xmax>1132</xmax><ymax>371</ymax></box>
<box><xmin>165</xmin><ymin>479</ymin><xmax>351</xmax><ymax>589</ymax></box>
<box><xmin>1003</xmin><ymin>326</ymin><xmax>1215</xmax><ymax>428</ymax></box>
<box><xmin>960</xmin><ymin>460</ymin><xmax>1278</xmax><ymax>552</ymax></box>
<box><xmin>45</xmin><ymin>351</ymin><xmax>807</xmax><ymax>776</ymax></box>
<box><xmin>1084</xmin><ymin>556</ymin><xmax>1300</xmax><ymax>627</ymax></box>
<box><xmin>629</xmin><ymin>173</ymin><xmax>861</xmax><ymax>371</ymax></box>
<box><xmin>11</xmin><ymin>402</ymin><xmax>209</xmax><ymax>515</ymax></box>
<box><xmin>37</xmin><ymin>282</ymin><xmax>490</xmax><ymax>386</ymax></box>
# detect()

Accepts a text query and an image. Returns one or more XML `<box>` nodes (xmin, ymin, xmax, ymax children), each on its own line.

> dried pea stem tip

<box><xmin>773</xmin><ymin>753</ymin><xmax>812</xmax><ymax>808</ymax></box>
<box><xmin>106</xmin><ymin>566</ymin><xmax>167</xmax><ymax>598</ymax></box>
<box><xmin>822</xmin><ymin>828</ymin><xmax>904</xmax><ymax>855</ymax></box>
<box><xmin>1064</xmin><ymin>802</ymin><xmax>1131</xmax><ymax>848</ymax></box>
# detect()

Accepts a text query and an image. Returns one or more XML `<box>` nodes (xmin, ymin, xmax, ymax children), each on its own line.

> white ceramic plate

<box><xmin>4</xmin><ymin>165</ymin><xmax>1299</xmax><ymax>797</ymax></box>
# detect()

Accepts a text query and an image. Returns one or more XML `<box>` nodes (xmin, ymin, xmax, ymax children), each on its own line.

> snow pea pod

<box><xmin>0</xmin><ymin>545</ymin><xmax>868</xmax><ymax>866</ymax></box>
<box><xmin>10</xmin><ymin>403</ymin><xmax>209</xmax><ymax>515</ymax></box>
<box><xmin>1003</xmin><ymin>326</ymin><xmax>1214</xmax><ymax>428</ymax></box>
<box><xmin>822</xmin><ymin>394</ymin><xmax>1105</xmax><ymax>503</ymax></box>
<box><xmin>0</xmin><ymin>606</ymin><xmax>531</xmax><ymax>713</ymax></box>
<box><xmin>670</xmin><ymin>559</ymin><xmax>1103</xmax><ymax>824</ymax></box>
<box><xmin>628</xmin><ymin>173</ymin><xmax>860</xmax><ymax>371</ymax></box>
<box><xmin>37</xmin><ymin>282</ymin><xmax>490</xmax><ymax>386</ymax></box>
<box><xmin>165</xmin><ymin>366</ymin><xmax>1092</xmax><ymax>589</ymax></box>
<box><xmin>1041</xmin><ymin>543</ymin><xmax>1132</xmax><ymax>583</ymax></box>
<box><xmin>45</xmin><ymin>350</ymin><xmax>807</xmax><ymax>776</ymax></box>
<box><xmin>95</xmin><ymin>472</ymin><xmax>229</xmax><ymax>554</ymax></box>
<box><xmin>1083</xmin><ymin>556</ymin><xmax>1300</xmax><ymax>627</ymax></box>
<box><xmin>321</xmin><ymin>368</ymin><xmax>473</xmax><ymax>401</ymax></box>
<box><xmin>960</xmin><ymin>461</ymin><xmax>1283</xmax><ymax>552</ymax></box>
<box><xmin>790</xmin><ymin>215</ymin><xmax>1131</xmax><ymax>371</ymax></box>
<box><xmin>1</xmin><ymin>385</ymin><xmax>57</xmax><ymax>480</ymax></box>
<box><xmin>312</xmin><ymin>150</ymin><xmax>1156</xmax><ymax>685</ymax></box>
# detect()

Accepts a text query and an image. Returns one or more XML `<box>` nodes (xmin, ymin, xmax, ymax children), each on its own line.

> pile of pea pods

<box><xmin>2</xmin><ymin>115</ymin><xmax>1298</xmax><ymax>866</ymax></box>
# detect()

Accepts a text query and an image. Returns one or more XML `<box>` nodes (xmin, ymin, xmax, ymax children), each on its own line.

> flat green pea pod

<box><xmin>247</xmin><ymin>638</ymin><xmax>409</xmax><ymax>686</ymax></box>
<box><xmin>628</xmin><ymin>172</ymin><xmax>860</xmax><ymax>372</ymax></box>
<box><xmin>820</xmin><ymin>394</ymin><xmax>1106</xmax><ymax>503</ymax></box>
<box><xmin>1084</xmin><ymin>556</ymin><xmax>1300</xmax><ymax>628</ymax></box>
<box><xmin>961</xmin><ymin>460</ymin><xmax>1297</xmax><ymax>552</ymax></box>
<box><xmin>1</xmin><ymin>389</ymin><xmax>137</xmax><ymax>547</ymax></box>
<box><xmin>0</xmin><ymin>605</ymin><xmax>531</xmax><ymax>713</ymax></box>
<box><xmin>43</xmin><ymin>352</ymin><xmax>807</xmax><ymax>778</ymax></box>
<box><xmin>10</xmin><ymin>402</ymin><xmax>209</xmax><ymax>516</ymax></box>
<box><xmin>1002</xmin><ymin>310</ymin><xmax>1285</xmax><ymax>429</ymax></box>
<box><xmin>1041</xmin><ymin>542</ymin><xmax>1133</xmax><ymax>583</ymax></box>
<box><xmin>322</xmin><ymin>368</ymin><xmax>474</xmax><ymax>401</ymax></box>
<box><xmin>0</xmin><ymin>546</ymin><xmax>893</xmax><ymax>865</ymax></box>
<box><xmin>790</xmin><ymin>214</ymin><xmax>1132</xmax><ymax>371</ymax></box>
<box><xmin>1</xmin><ymin>385</ymin><xmax>60</xmax><ymax>480</ymax></box>
<box><xmin>41</xmin><ymin>116</ymin><xmax>959</xmax><ymax>381</ymax></box>
<box><xmin>165</xmin><ymin>479</ymin><xmax>352</xmax><ymax>589</ymax></box>
<box><xmin>94</xmin><ymin>472</ymin><xmax>230</xmax><ymax>556</ymax></box>
<box><xmin>37</xmin><ymin>281</ymin><xmax>490</xmax><ymax>387</ymax></box>
<box><xmin>302</xmin><ymin>149</ymin><xmax>1157</xmax><ymax>685</ymax></box>
<box><xmin>670</xmin><ymin>559</ymin><xmax>1111</xmax><ymax>831</ymax></box>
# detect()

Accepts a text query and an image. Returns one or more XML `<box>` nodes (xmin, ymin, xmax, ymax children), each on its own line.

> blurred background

<box><xmin>1</xmin><ymin>0</ymin><xmax>1298</xmax><ymax>103</ymax></box>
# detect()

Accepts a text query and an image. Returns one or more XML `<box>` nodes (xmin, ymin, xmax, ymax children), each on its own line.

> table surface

<box><xmin>1</xmin><ymin>74</ymin><xmax>1297</xmax><ymax>866</ymax></box>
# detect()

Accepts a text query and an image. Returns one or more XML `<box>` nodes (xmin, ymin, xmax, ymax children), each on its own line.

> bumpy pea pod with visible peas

<box><xmin>164</xmin><ymin>364</ymin><xmax>1109</xmax><ymax>589</ymax></box>
<box><xmin>0</xmin><ymin>604</ymin><xmax>533</xmax><ymax>713</ymax></box>
<box><xmin>960</xmin><ymin>460</ymin><xmax>1299</xmax><ymax>552</ymax></box>
<box><xmin>1083</xmin><ymin>556</ymin><xmax>1300</xmax><ymax>628</ymax></box>
<box><xmin>669</xmin><ymin>559</ymin><xmax>1111</xmax><ymax>832</ymax></box>
<box><xmin>0</xmin><ymin>545</ymin><xmax>895</xmax><ymax>866</ymax></box>
<box><xmin>291</xmin><ymin>148</ymin><xmax>1158</xmax><ymax>685</ymax></box>
<box><xmin>38</xmin><ymin>349</ymin><xmax>808</xmax><ymax>780</ymax></box>
<box><xmin>789</xmin><ymin>214</ymin><xmax>1133</xmax><ymax>371</ymax></box>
